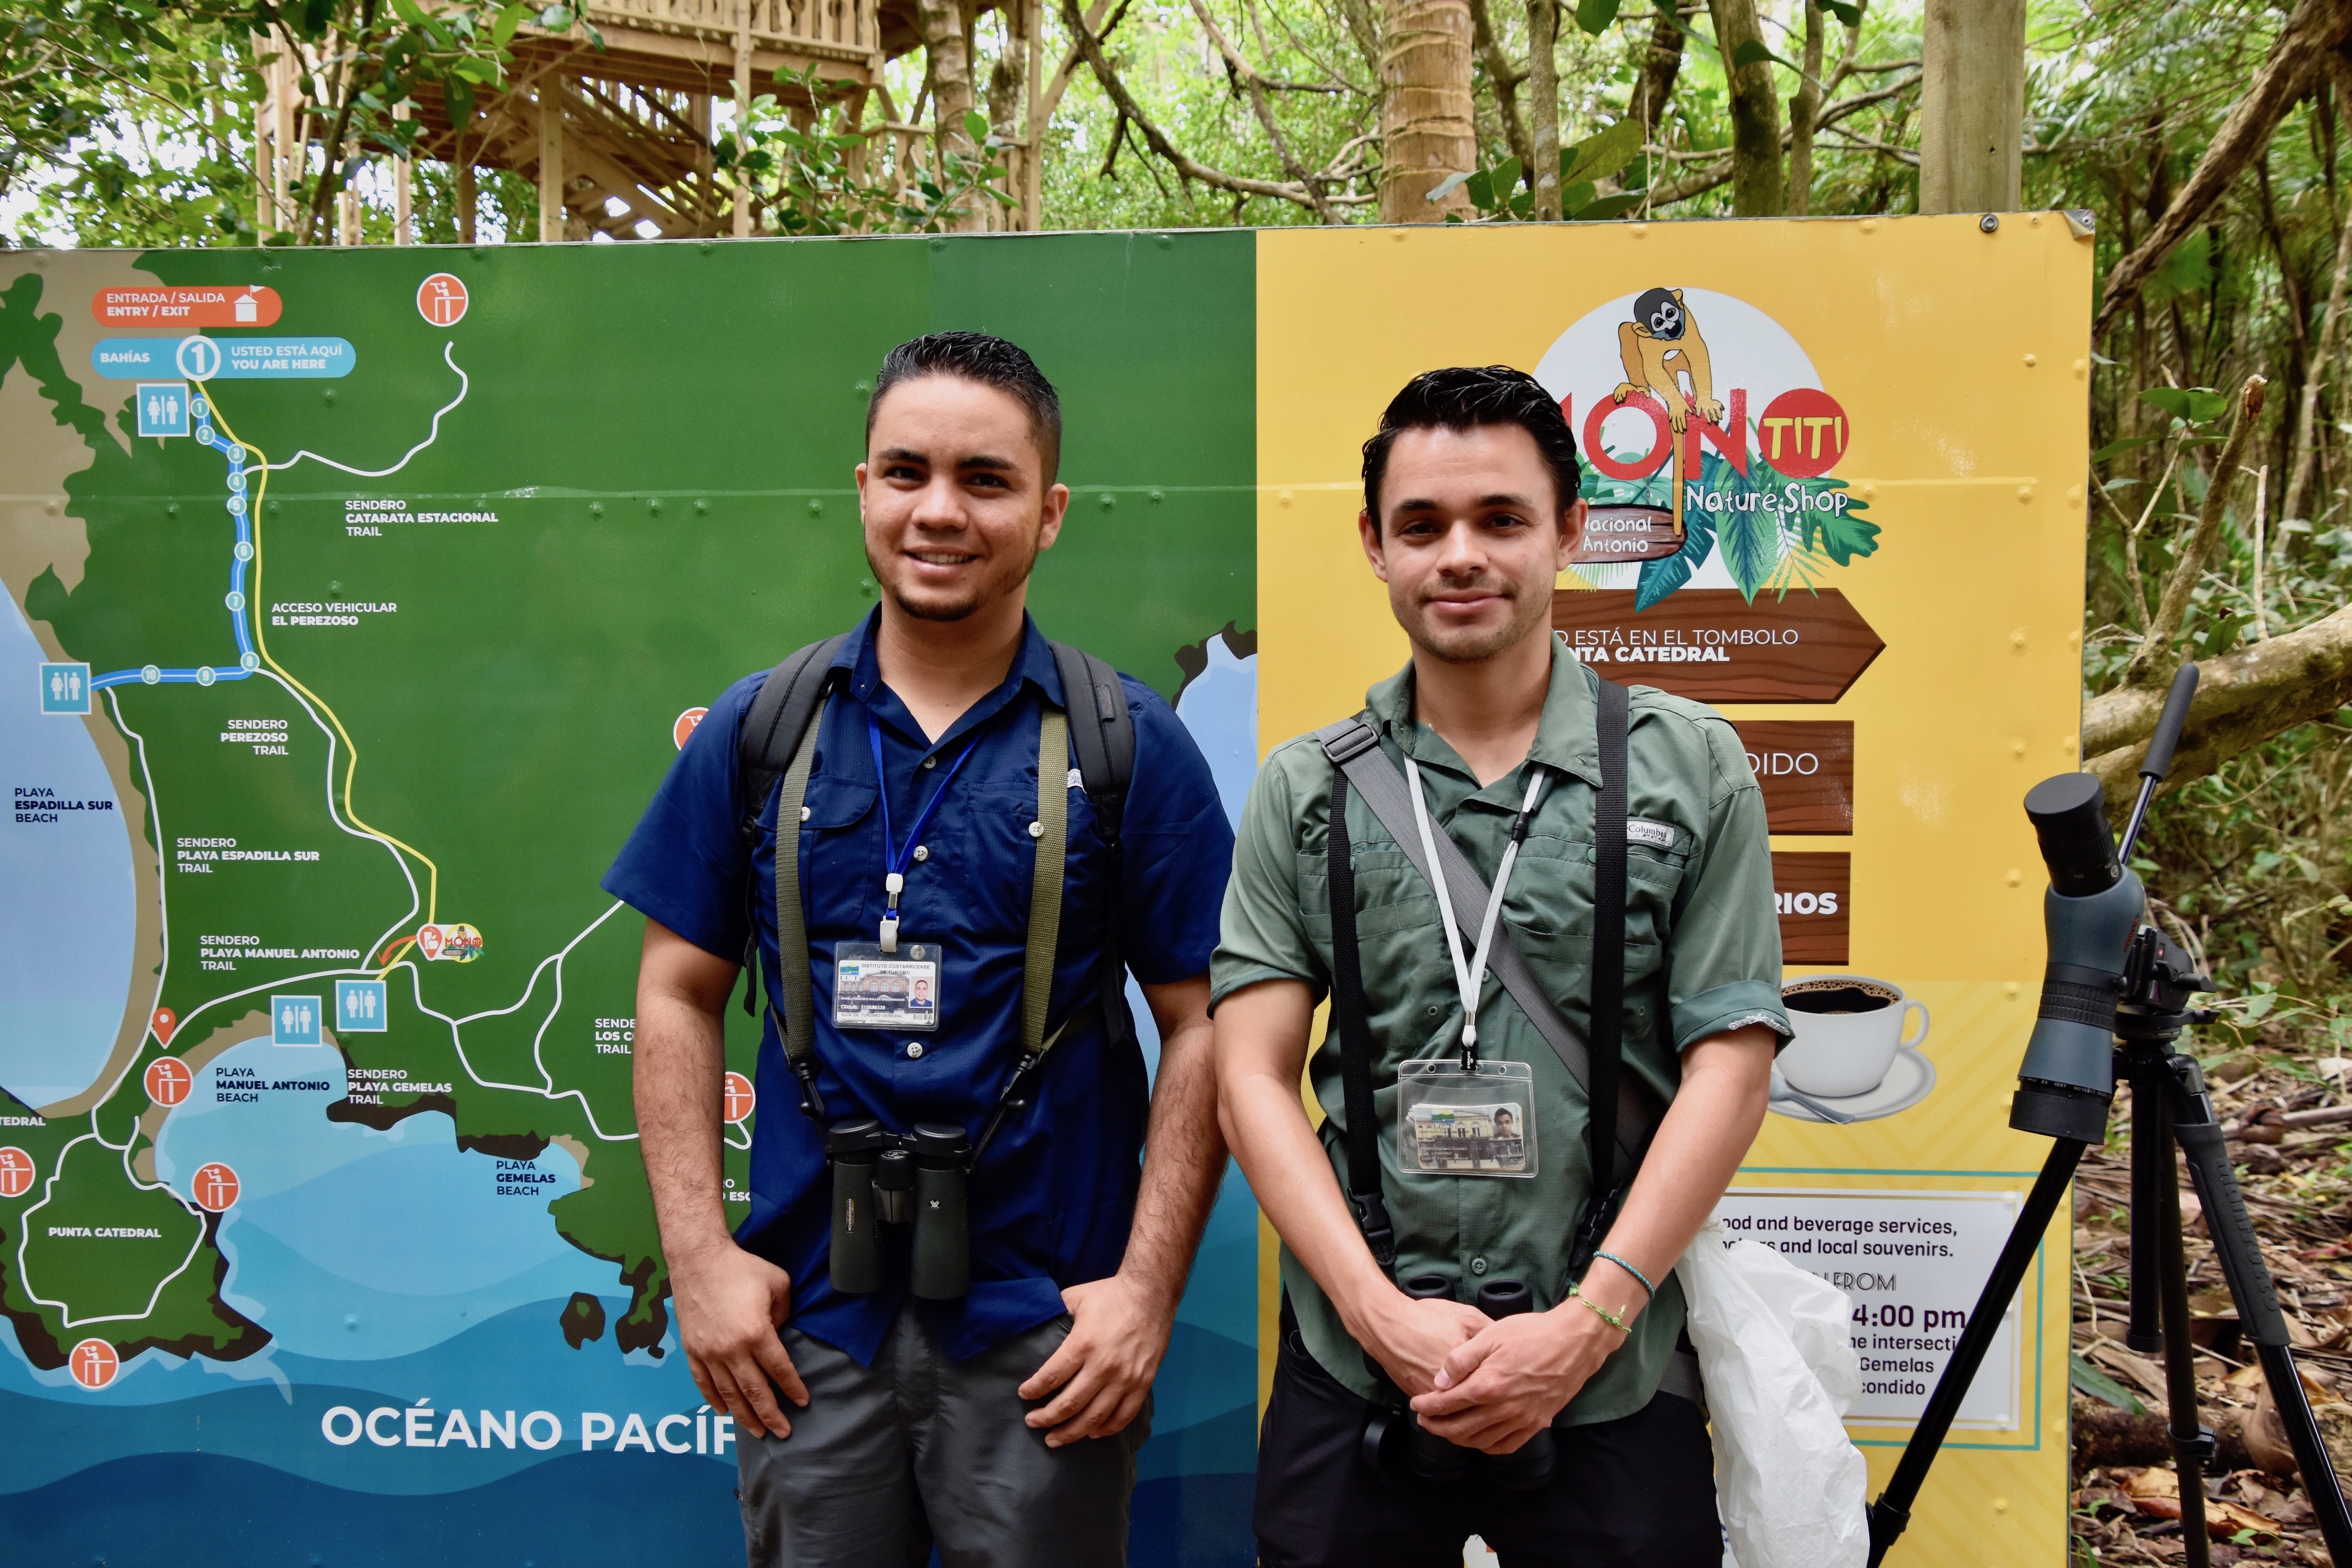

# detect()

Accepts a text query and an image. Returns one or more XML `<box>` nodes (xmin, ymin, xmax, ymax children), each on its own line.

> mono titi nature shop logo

<box><xmin>1537</xmin><ymin>287</ymin><xmax>1879</xmax><ymax>611</ymax></box>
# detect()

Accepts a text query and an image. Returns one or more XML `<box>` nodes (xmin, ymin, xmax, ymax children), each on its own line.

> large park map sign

<box><xmin>6</xmin><ymin>220</ymin><xmax>2090</xmax><ymax>1567</ymax></box>
<box><xmin>1</xmin><ymin>236</ymin><xmax>1262</xmax><ymax>1564</ymax></box>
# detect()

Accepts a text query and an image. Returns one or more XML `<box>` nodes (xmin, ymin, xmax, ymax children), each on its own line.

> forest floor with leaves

<box><xmin>2069</xmin><ymin>1041</ymin><xmax>2352</xmax><ymax>1564</ymax></box>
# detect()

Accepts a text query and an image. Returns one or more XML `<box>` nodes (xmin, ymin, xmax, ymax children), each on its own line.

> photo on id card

<box><xmin>833</xmin><ymin>942</ymin><xmax>941</xmax><ymax>1031</ymax></box>
<box><xmin>1397</xmin><ymin>1058</ymin><xmax>1536</xmax><ymax>1177</ymax></box>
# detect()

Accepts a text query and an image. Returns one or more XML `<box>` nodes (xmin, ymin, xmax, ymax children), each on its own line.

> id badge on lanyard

<box><xmin>832</xmin><ymin>713</ymin><xmax>972</xmax><ymax>1035</ymax></box>
<box><xmin>1398</xmin><ymin>1057</ymin><xmax>1536</xmax><ymax>1177</ymax></box>
<box><xmin>1397</xmin><ymin>755</ymin><xmax>1548</xmax><ymax>1180</ymax></box>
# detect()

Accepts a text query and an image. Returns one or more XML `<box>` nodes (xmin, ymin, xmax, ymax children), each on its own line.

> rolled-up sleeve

<box><xmin>1663</xmin><ymin>720</ymin><xmax>1793</xmax><ymax>1052</ymax></box>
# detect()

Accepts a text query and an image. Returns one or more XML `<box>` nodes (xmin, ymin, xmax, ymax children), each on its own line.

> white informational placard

<box><xmin>1715</xmin><ymin>1188</ymin><xmax>2026</xmax><ymax>1429</ymax></box>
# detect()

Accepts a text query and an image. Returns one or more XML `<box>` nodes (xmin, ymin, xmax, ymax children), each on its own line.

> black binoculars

<box><xmin>1361</xmin><ymin>1274</ymin><xmax>1557</xmax><ymax>1490</ymax></box>
<box><xmin>826</xmin><ymin>1118</ymin><xmax>971</xmax><ymax>1300</ymax></box>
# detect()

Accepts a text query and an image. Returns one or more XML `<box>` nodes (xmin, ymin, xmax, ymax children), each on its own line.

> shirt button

<box><xmin>906</xmin><ymin>1041</ymin><xmax>925</xmax><ymax>1060</ymax></box>
<box><xmin>1469</xmin><ymin>1257</ymin><xmax>1488</xmax><ymax>1276</ymax></box>
<box><xmin>912</xmin><ymin>845</ymin><xmax>928</xmax><ymax>862</ymax></box>
<box><xmin>921</xmin><ymin>755</ymin><xmax>938</xmax><ymax>770</ymax></box>
<box><xmin>1028</xmin><ymin>821</ymin><xmax>1044</xmax><ymax>838</ymax></box>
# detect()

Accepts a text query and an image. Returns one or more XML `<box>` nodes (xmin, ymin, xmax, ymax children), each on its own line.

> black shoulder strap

<box><xmin>731</xmin><ymin>633</ymin><xmax>851</xmax><ymax>1016</ymax></box>
<box><xmin>1325</xmin><ymin>767</ymin><xmax>1396</xmax><ymax>1275</ymax></box>
<box><xmin>1575</xmin><ymin>676</ymin><xmax>1632</xmax><ymax>1272</ymax></box>
<box><xmin>1047</xmin><ymin>641</ymin><xmax>1138</xmax><ymax>1049</ymax></box>
<box><xmin>1048</xmin><ymin>641</ymin><xmax>1135</xmax><ymax>841</ymax></box>
<box><xmin>737</xmin><ymin>633</ymin><xmax>853</xmax><ymax>844</ymax></box>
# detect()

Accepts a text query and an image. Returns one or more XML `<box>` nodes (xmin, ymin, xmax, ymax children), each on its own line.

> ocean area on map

<box><xmin>0</xmin><ymin>575</ymin><xmax>136</xmax><ymax>1111</ymax></box>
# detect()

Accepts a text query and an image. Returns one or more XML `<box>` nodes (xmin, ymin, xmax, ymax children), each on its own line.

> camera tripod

<box><xmin>1866</xmin><ymin>666</ymin><xmax>2352</xmax><ymax>1568</ymax></box>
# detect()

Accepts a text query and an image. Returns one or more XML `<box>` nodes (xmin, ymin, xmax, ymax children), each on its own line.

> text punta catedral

<box><xmin>319</xmin><ymin>1403</ymin><xmax>738</xmax><ymax>1456</ymax></box>
<box><xmin>1565</xmin><ymin>625</ymin><xmax>1801</xmax><ymax>666</ymax></box>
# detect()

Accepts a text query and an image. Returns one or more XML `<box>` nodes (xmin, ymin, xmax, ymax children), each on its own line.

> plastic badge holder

<box><xmin>1396</xmin><ymin>1058</ymin><xmax>1536</xmax><ymax>1178</ymax></box>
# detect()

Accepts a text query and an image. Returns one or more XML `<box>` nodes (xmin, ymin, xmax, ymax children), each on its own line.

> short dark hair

<box><xmin>1360</xmin><ymin>365</ymin><xmax>1582</xmax><ymax>523</ymax></box>
<box><xmin>867</xmin><ymin>331</ymin><xmax>1063</xmax><ymax>482</ymax></box>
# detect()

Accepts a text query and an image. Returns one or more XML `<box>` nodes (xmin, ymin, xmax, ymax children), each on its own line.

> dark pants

<box><xmin>1253</xmin><ymin>1314</ymin><xmax>1720</xmax><ymax>1568</ymax></box>
<box><xmin>736</xmin><ymin>1309</ymin><xmax>1150</xmax><ymax>1568</ymax></box>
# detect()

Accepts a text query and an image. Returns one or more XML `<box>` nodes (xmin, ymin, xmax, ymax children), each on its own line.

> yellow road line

<box><xmin>196</xmin><ymin>381</ymin><xmax>441</xmax><ymax>924</ymax></box>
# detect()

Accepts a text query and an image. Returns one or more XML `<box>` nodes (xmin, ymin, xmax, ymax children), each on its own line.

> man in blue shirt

<box><xmin>607</xmin><ymin>333</ymin><xmax>1234</xmax><ymax>1567</ymax></box>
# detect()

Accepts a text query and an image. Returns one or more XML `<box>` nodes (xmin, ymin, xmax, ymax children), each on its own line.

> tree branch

<box><xmin>1465</xmin><ymin>0</ymin><xmax>1531</xmax><ymax>171</ymax></box>
<box><xmin>1646</xmin><ymin>67</ymin><xmax>1917</xmax><ymax>205</ymax></box>
<box><xmin>2118</xmin><ymin>377</ymin><xmax>2269</xmax><ymax>690</ymax></box>
<box><xmin>2093</xmin><ymin>0</ymin><xmax>2352</xmax><ymax>338</ymax></box>
<box><xmin>2084</xmin><ymin>598</ymin><xmax>2352</xmax><ymax>810</ymax></box>
<box><xmin>1186</xmin><ymin>0</ymin><xmax>1341</xmax><ymax>220</ymax></box>
<box><xmin>1057</xmin><ymin>0</ymin><xmax>1324</xmax><ymax>209</ymax></box>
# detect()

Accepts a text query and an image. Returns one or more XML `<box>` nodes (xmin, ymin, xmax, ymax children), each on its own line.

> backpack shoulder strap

<box><xmin>730</xmin><ymin>633</ymin><xmax>850</xmax><ymax>1038</ymax></box>
<box><xmin>1324</xmin><ymin>761</ymin><xmax>1397</xmax><ymax>1275</ymax></box>
<box><xmin>1572</xmin><ymin>676</ymin><xmax>1632</xmax><ymax>1274</ymax></box>
<box><xmin>738</xmin><ymin>633</ymin><xmax>853</xmax><ymax>843</ymax></box>
<box><xmin>1048</xmin><ymin>641</ymin><xmax>1134</xmax><ymax>842</ymax></box>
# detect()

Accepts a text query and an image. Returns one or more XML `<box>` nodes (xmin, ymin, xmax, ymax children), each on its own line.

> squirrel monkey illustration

<box><xmin>1611</xmin><ymin>286</ymin><xmax>1723</xmax><ymax>434</ymax></box>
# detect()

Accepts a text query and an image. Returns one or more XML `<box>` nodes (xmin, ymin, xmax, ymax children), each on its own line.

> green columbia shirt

<box><xmin>1211</xmin><ymin>634</ymin><xmax>1791</xmax><ymax>1422</ymax></box>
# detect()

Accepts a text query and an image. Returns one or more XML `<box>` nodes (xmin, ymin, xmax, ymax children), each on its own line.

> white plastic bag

<box><xmin>1677</xmin><ymin>1218</ymin><xmax>1869</xmax><ymax>1568</ymax></box>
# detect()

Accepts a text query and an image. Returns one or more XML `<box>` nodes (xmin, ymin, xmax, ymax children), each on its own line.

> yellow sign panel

<box><xmin>1254</xmin><ymin>214</ymin><xmax>2092</xmax><ymax>1564</ymax></box>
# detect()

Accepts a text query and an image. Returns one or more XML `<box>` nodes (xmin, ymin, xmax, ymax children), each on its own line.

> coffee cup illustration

<box><xmin>1777</xmin><ymin>975</ymin><xmax>1929</xmax><ymax>1099</ymax></box>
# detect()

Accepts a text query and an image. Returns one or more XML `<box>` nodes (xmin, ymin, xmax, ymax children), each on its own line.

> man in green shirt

<box><xmin>1214</xmin><ymin>366</ymin><xmax>1789</xmax><ymax>1566</ymax></box>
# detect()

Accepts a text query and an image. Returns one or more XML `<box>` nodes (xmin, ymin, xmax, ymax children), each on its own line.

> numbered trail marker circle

<box><xmin>145</xmin><ymin>1057</ymin><xmax>192</xmax><ymax>1107</ymax></box>
<box><xmin>174</xmin><ymin>335</ymin><xmax>221</xmax><ymax>380</ymax></box>
<box><xmin>235</xmin><ymin>541</ymin><xmax>253</xmax><ymax>561</ymax></box>
<box><xmin>722</xmin><ymin>1072</ymin><xmax>756</xmax><ymax>1125</ymax></box>
<box><xmin>69</xmin><ymin>1339</ymin><xmax>119</xmax><ymax>1390</ymax></box>
<box><xmin>417</xmin><ymin>273</ymin><xmax>469</xmax><ymax>327</ymax></box>
<box><xmin>0</xmin><ymin>1146</ymin><xmax>35</xmax><ymax>1199</ymax></box>
<box><xmin>141</xmin><ymin>666</ymin><xmax>161</xmax><ymax>685</ymax></box>
<box><xmin>192</xmin><ymin>1162</ymin><xmax>240</xmax><ymax>1213</ymax></box>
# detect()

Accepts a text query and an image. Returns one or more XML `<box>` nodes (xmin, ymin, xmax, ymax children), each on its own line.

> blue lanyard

<box><xmin>868</xmin><ymin>710</ymin><xmax>977</xmax><ymax>949</ymax></box>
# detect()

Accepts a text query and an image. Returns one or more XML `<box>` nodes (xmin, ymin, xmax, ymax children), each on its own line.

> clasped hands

<box><xmin>1359</xmin><ymin>1288</ymin><xmax>1629</xmax><ymax>1456</ymax></box>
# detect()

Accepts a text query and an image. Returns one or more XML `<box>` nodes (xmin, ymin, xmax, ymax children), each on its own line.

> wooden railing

<box><xmin>579</xmin><ymin>0</ymin><xmax>881</xmax><ymax>58</ymax></box>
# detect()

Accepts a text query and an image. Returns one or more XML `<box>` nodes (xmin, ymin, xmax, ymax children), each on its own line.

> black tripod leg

<box><xmin>2143</xmin><ymin>1076</ymin><xmax>2213</xmax><ymax>1568</ymax></box>
<box><xmin>2166</xmin><ymin>1083</ymin><xmax>2352</xmax><ymax>1564</ymax></box>
<box><xmin>2127</xmin><ymin>1069</ymin><xmax>2165</xmax><ymax>1353</ymax></box>
<box><xmin>1867</xmin><ymin>1139</ymin><xmax>2088</xmax><ymax>1567</ymax></box>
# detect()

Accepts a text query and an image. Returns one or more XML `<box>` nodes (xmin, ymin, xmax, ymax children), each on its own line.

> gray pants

<box><xmin>737</xmin><ymin>1309</ymin><xmax>1151</xmax><ymax>1568</ymax></box>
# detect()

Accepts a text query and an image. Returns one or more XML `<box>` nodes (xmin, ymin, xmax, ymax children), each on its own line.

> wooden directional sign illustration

<box><xmin>1772</xmin><ymin>852</ymin><xmax>1852</xmax><ymax>965</ymax></box>
<box><xmin>1553</xmin><ymin>589</ymin><xmax>1885</xmax><ymax>704</ymax></box>
<box><xmin>1729</xmin><ymin>721</ymin><xmax>1856</xmax><ymax>835</ymax></box>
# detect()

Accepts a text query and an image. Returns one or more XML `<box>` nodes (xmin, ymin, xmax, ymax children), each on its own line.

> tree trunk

<box><xmin>1917</xmin><ymin>0</ymin><xmax>2023</xmax><ymax>214</ymax></box>
<box><xmin>1786</xmin><ymin>1</ymin><xmax>1824</xmax><ymax>216</ymax></box>
<box><xmin>1465</xmin><ymin>0</ymin><xmax>1531</xmax><ymax>174</ymax></box>
<box><xmin>1380</xmin><ymin>0</ymin><xmax>1476</xmax><ymax>221</ymax></box>
<box><xmin>1707</xmin><ymin>0</ymin><xmax>1783</xmax><ymax>215</ymax></box>
<box><xmin>1526</xmin><ymin>0</ymin><xmax>1559</xmax><ymax>218</ymax></box>
<box><xmin>1627</xmin><ymin>5</ymin><xmax>1685</xmax><ymax>144</ymax></box>
<box><xmin>2094</xmin><ymin>0</ymin><xmax>2352</xmax><ymax>337</ymax></box>
<box><xmin>2288</xmin><ymin>56</ymin><xmax>2352</xmax><ymax>526</ymax></box>
<box><xmin>2083</xmin><ymin>598</ymin><xmax>2352</xmax><ymax>810</ymax></box>
<box><xmin>917</xmin><ymin>0</ymin><xmax>986</xmax><ymax>231</ymax></box>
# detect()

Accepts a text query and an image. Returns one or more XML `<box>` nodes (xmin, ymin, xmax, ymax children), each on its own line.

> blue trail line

<box><xmin>88</xmin><ymin>393</ymin><xmax>261</xmax><ymax>692</ymax></box>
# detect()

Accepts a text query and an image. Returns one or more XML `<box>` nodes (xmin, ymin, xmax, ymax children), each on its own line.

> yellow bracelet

<box><xmin>1569</xmin><ymin>1285</ymin><xmax>1629</xmax><ymax>1335</ymax></box>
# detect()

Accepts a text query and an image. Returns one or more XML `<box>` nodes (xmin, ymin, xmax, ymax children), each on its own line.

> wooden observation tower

<box><xmin>253</xmin><ymin>0</ymin><xmax>1042</xmax><ymax>243</ymax></box>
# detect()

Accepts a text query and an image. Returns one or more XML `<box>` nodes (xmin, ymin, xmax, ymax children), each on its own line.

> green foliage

<box><xmin>1432</xmin><ymin>119</ymin><xmax>1647</xmax><ymax>222</ymax></box>
<box><xmin>722</xmin><ymin>71</ymin><xmax>1015</xmax><ymax>236</ymax></box>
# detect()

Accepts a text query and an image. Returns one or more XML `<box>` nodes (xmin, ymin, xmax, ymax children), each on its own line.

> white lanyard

<box><xmin>1404</xmin><ymin>757</ymin><xmax>1549</xmax><ymax>1065</ymax></box>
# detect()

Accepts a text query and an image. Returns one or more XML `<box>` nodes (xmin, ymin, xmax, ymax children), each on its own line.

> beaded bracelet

<box><xmin>1569</xmin><ymin>1286</ymin><xmax>1629</xmax><ymax>1335</ymax></box>
<box><xmin>1591</xmin><ymin>1249</ymin><xmax>1658</xmax><ymax>1303</ymax></box>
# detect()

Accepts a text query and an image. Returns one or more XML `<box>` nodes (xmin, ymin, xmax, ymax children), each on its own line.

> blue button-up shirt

<box><xmin>604</xmin><ymin>612</ymin><xmax>1232</xmax><ymax>1362</ymax></box>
